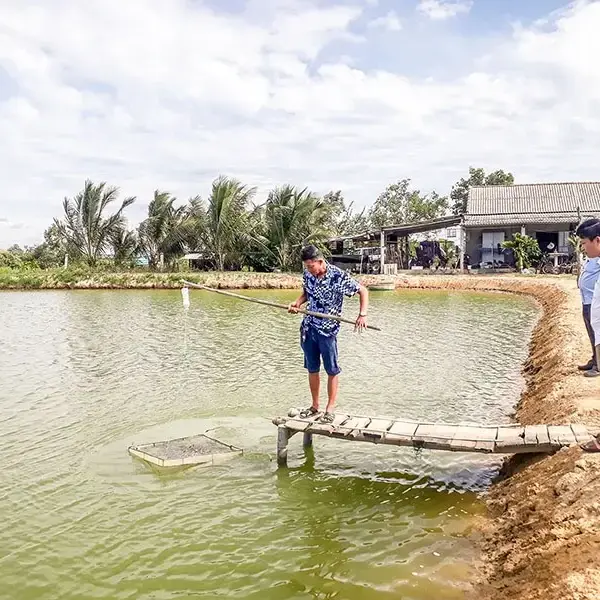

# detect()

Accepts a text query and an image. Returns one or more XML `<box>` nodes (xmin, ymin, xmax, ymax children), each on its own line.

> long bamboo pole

<box><xmin>181</xmin><ymin>280</ymin><xmax>381</xmax><ymax>332</ymax></box>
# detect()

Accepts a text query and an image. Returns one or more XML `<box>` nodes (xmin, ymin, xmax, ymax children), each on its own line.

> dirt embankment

<box><xmin>397</xmin><ymin>275</ymin><xmax>600</xmax><ymax>600</ymax></box>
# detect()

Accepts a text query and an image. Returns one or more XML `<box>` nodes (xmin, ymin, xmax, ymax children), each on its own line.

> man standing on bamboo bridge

<box><xmin>288</xmin><ymin>245</ymin><xmax>369</xmax><ymax>424</ymax></box>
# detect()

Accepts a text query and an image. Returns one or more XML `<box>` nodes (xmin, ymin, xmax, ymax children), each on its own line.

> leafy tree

<box><xmin>369</xmin><ymin>179</ymin><xmax>448</xmax><ymax>228</ymax></box>
<box><xmin>54</xmin><ymin>180</ymin><xmax>135</xmax><ymax>266</ymax></box>
<box><xmin>322</xmin><ymin>190</ymin><xmax>346</xmax><ymax>233</ymax></box>
<box><xmin>0</xmin><ymin>250</ymin><xmax>23</xmax><ymax>268</ymax></box>
<box><xmin>451</xmin><ymin>167</ymin><xmax>514</xmax><ymax>215</ymax></box>
<box><xmin>259</xmin><ymin>185</ymin><xmax>329</xmax><ymax>271</ymax></box>
<box><xmin>197</xmin><ymin>176</ymin><xmax>257</xmax><ymax>271</ymax></box>
<box><xmin>335</xmin><ymin>201</ymin><xmax>370</xmax><ymax>235</ymax></box>
<box><xmin>501</xmin><ymin>233</ymin><xmax>540</xmax><ymax>272</ymax></box>
<box><xmin>111</xmin><ymin>229</ymin><xmax>139</xmax><ymax>266</ymax></box>
<box><xmin>137</xmin><ymin>191</ymin><xmax>187</xmax><ymax>269</ymax></box>
<box><xmin>322</xmin><ymin>190</ymin><xmax>371</xmax><ymax>236</ymax></box>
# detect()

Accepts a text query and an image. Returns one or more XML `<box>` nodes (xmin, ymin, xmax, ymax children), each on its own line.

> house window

<box><xmin>446</xmin><ymin>228</ymin><xmax>457</xmax><ymax>238</ymax></box>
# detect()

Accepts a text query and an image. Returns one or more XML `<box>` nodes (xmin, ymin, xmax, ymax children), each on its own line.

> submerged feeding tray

<box><xmin>128</xmin><ymin>433</ymin><xmax>243</xmax><ymax>468</ymax></box>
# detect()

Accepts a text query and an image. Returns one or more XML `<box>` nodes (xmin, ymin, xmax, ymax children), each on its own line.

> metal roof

<box><xmin>464</xmin><ymin>211</ymin><xmax>600</xmax><ymax>227</ymax></box>
<box><xmin>467</xmin><ymin>182</ymin><xmax>600</xmax><ymax>215</ymax></box>
<box><xmin>328</xmin><ymin>215</ymin><xmax>462</xmax><ymax>243</ymax></box>
<box><xmin>381</xmin><ymin>215</ymin><xmax>462</xmax><ymax>235</ymax></box>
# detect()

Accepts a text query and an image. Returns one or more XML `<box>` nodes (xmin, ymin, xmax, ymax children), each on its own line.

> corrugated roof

<box><xmin>464</xmin><ymin>212</ymin><xmax>600</xmax><ymax>227</ymax></box>
<box><xmin>382</xmin><ymin>215</ymin><xmax>462</xmax><ymax>234</ymax></box>
<box><xmin>467</xmin><ymin>182</ymin><xmax>600</xmax><ymax>215</ymax></box>
<box><xmin>328</xmin><ymin>216</ymin><xmax>462</xmax><ymax>243</ymax></box>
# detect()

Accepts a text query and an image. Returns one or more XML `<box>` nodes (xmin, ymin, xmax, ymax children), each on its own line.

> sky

<box><xmin>1</xmin><ymin>0</ymin><xmax>599</xmax><ymax>246</ymax></box>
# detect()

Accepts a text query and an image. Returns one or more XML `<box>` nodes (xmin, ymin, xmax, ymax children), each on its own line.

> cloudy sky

<box><xmin>1</xmin><ymin>0</ymin><xmax>599</xmax><ymax>245</ymax></box>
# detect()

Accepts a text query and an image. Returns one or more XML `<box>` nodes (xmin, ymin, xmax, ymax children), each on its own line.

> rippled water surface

<box><xmin>0</xmin><ymin>289</ymin><xmax>539</xmax><ymax>600</ymax></box>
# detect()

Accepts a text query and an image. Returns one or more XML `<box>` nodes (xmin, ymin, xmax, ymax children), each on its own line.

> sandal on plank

<box><xmin>318</xmin><ymin>412</ymin><xmax>335</xmax><ymax>425</ymax></box>
<box><xmin>299</xmin><ymin>406</ymin><xmax>320</xmax><ymax>419</ymax></box>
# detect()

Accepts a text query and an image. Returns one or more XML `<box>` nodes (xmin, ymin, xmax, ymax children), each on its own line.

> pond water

<box><xmin>0</xmin><ymin>289</ymin><xmax>539</xmax><ymax>600</ymax></box>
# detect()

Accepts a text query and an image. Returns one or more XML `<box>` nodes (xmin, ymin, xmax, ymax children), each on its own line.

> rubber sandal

<box><xmin>319</xmin><ymin>412</ymin><xmax>335</xmax><ymax>424</ymax></box>
<box><xmin>580</xmin><ymin>437</ymin><xmax>600</xmax><ymax>452</ymax></box>
<box><xmin>299</xmin><ymin>406</ymin><xmax>319</xmax><ymax>419</ymax></box>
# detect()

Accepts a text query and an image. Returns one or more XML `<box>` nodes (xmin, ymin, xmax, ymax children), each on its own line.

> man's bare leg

<box><xmin>309</xmin><ymin>372</ymin><xmax>320</xmax><ymax>410</ymax></box>
<box><xmin>326</xmin><ymin>374</ymin><xmax>339</xmax><ymax>414</ymax></box>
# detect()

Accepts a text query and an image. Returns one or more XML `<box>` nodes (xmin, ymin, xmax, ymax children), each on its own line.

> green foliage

<box><xmin>451</xmin><ymin>167</ymin><xmax>514</xmax><ymax>215</ymax></box>
<box><xmin>10</xmin><ymin>166</ymin><xmax>513</xmax><ymax>276</ymax></box>
<box><xmin>369</xmin><ymin>179</ymin><xmax>448</xmax><ymax>228</ymax></box>
<box><xmin>257</xmin><ymin>185</ymin><xmax>330</xmax><ymax>271</ymax></box>
<box><xmin>54</xmin><ymin>180</ymin><xmax>136</xmax><ymax>266</ymax></box>
<box><xmin>196</xmin><ymin>176</ymin><xmax>257</xmax><ymax>271</ymax></box>
<box><xmin>501</xmin><ymin>233</ymin><xmax>540</xmax><ymax>272</ymax></box>
<box><xmin>137</xmin><ymin>191</ymin><xmax>188</xmax><ymax>269</ymax></box>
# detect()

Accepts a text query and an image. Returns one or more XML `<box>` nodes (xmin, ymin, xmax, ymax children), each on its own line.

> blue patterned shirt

<box><xmin>302</xmin><ymin>263</ymin><xmax>361</xmax><ymax>337</ymax></box>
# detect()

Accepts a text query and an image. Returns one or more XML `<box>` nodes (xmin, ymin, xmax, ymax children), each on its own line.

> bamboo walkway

<box><xmin>272</xmin><ymin>410</ymin><xmax>596</xmax><ymax>465</ymax></box>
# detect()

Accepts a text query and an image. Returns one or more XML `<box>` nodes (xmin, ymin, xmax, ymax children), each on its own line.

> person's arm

<box><xmin>355</xmin><ymin>285</ymin><xmax>369</xmax><ymax>331</ymax></box>
<box><xmin>288</xmin><ymin>290</ymin><xmax>307</xmax><ymax>313</ymax></box>
<box><xmin>337</xmin><ymin>271</ymin><xmax>368</xmax><ymax>331</ymax></box>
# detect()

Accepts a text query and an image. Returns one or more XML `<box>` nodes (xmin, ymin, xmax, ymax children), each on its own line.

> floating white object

<box><xmin>128</xmin><ymin>433</ymin><xmax>243</xmax><ymax>468</ymax></box>
<box><xmin>181</xmin><ymin>286</ymin><xmax>190</xmax><ymax>309</ymax></box>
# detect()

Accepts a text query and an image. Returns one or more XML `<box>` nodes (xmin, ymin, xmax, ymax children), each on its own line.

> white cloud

<box><xmin>417</xmin><ymin>0</ymin><xmax>473</xmax><ymax>20</ymax></box>
<box><xmin>0</xmin><ymin>0</ymin><xmax>600</xmax><ymax>246</ymax></box>
<box><xmin>368</xmin><ymin>10</ymin><xmax>402</xmax><ymax>31</ymax></box>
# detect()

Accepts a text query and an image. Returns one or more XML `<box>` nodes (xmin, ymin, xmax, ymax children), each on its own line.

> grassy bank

<box><xmin>0</xmin><ymin>266</ymin><xmax>559</xmax><ymax>291</ymax></box>
<box><xmin>0</xmin><ymin>268</ymin><xmax>304</xmax><ymax>290</ymax></box>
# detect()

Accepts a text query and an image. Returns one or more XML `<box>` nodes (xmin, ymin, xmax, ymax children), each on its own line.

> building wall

<box><xmin>465</xmin><ymin>223</ymin><xmax>576</xmax><ymax>267</ymax></box>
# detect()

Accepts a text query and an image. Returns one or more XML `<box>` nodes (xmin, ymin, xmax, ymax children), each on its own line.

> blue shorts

<box><xmin>301</xmin><ymin>327</ymin><xmax>341</xmax><ymax>376</ymax></box>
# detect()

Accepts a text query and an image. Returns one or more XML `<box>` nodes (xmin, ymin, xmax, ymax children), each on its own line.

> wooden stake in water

<box><xmin>181</xmin><ymin>280</ymin><xmax>381</xmax><ymax>332</ymax></box>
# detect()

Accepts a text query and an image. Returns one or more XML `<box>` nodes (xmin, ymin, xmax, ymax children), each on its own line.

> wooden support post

<box><xmin>380</xmin><ymin>230</ymin><xmax>385</xmax><ymax>274</ymax></box>
<box><xmin>277</xmin><ymin>426</ymin><xmax>291</xmax><ymax>466</ymax></box>
<box><xmin>303</xmin><ymin>431</ymin><xmax>313</xmax><ymax>448</ymax></box>
<box><xmin>459</xmin><ymin>224</ymin><xmax>466</xmax><ymax>271</ymax></box>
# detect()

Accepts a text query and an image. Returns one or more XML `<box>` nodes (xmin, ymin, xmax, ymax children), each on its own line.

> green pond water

<box><xmin>0</xmin><ymin>289</ymin><xmax>539</xmax><ymax>600</ymax></box>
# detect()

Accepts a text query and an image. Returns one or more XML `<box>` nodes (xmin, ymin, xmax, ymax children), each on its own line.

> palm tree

<box><xmin>137</xmin><ymin>191</ymin><xmax>188</xmax><ymax>270</ymax></box>
<box><xmin>197</xmin><ymin>176</ymin><xmax>257</xmax><ymax>271</ymax></box>
<box><xmin>260</xmin><ymin>186</ymin><xmax>330</xmax><ymax>271</ymax></box>
<box><xmin>54</xmin><ymin>180</ymin><xmax>135</xmax><ymax>266</ymax></box>
<box><xmin>502</xmin><ymin>233</ymin><xmax>540</xmax><ymax>272</ymax></box>
<box><xmin>111</xmin><ymin>228</ymin><xmax>138</xmax><ymax>266</ymax></box>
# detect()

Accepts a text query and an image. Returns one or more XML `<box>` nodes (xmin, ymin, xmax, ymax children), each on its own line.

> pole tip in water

<box><xmin>181</xmin><ymin>286</ymin><xmax>191</xmax><ymax>308</ymax></box>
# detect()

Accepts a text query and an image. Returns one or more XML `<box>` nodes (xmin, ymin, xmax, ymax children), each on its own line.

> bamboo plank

<box><xmin>359</xmin><ymin>418</ymin><xmax>393</xmax><ymax>441</ymax></box>
<box><xmin>534</xmin><ymin>425</ymin><xmax>551</xmax><ymax>446</ymax></box>
<box><xmin>348</xmin><ymin>417</ymin><xmax>373</xmax><ymax>439</ymax></box>
<box><xmin>333</xmin><ymin>416</ymin><xmax>364</xmax><ymax>434</ymax></box>
<box><xmin>495</xmin><ymin>426</ymin><xmax>525</xmax><ymax>453</ymax></box>
<box><xmin>450</xmin><ymin>426</ymin><xmax>478</xmax><ymax>451</ymax></box>
<box><xmin>450</xmin><ymin>426</ymin><xmax>496</xmax><ymax>452</ymax></box>
<box><xmin>386</xmin><ymin>421</ymin><xmax>419</xmax><ymax>444</ymax></box>
<box><xmin>570</xmin><ymin>424</ymin><xmax>593</xmax><ymax>444</ymax></box>
<box><xmin>365</xmin><ymin>418</ymin><xmax>394</xmax><ymax>432</ymax></box>
<box><xmin>473</xmin><ymin>427</ymin><xmax>499</xmax><ymax>453</ymax></box>
<box><xmin>285</xmin><ymin>418</ymin><xmax>313</xmax><ymax>432</ymax></box>
<box><xmin>413</xmin><ymin>424</ymin><xmax>460</xmax><ymax>450</ymax></box>
<box><xmin>523</xmin><ymin>425</ymin><xmax>553</xmax><ymax>451</ymax></box>
<box><xmin>548</xmin><ymin>425</ymin><xmax>577</xmax><ymax>447</ymax></box>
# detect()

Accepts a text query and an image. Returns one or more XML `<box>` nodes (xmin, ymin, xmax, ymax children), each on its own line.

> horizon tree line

<box><xmin>0</xmin><ymin>167</ymin><xmax>514</xmax><ymax>271</ymax></box>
